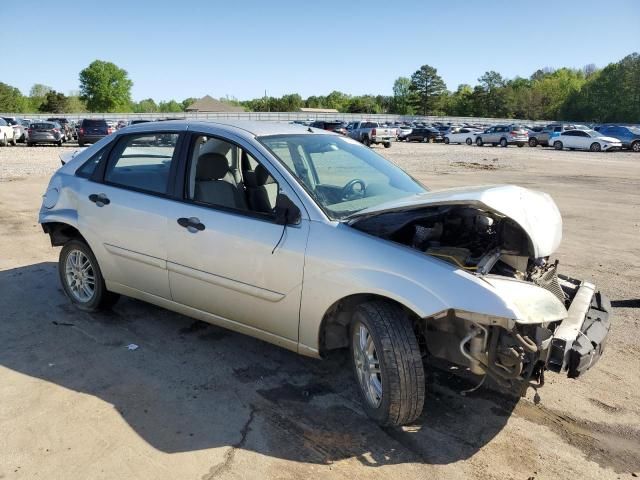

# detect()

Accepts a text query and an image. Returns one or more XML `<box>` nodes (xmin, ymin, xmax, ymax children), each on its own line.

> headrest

<box><xmin>255</xmin><ymin>165</ymin><xmax>275</xmax><ymax>186</ymax></box>
<box><xmin>196</xmin><ymin>153</ymin><xmax>229</xmax><ymax>180</ymax></box>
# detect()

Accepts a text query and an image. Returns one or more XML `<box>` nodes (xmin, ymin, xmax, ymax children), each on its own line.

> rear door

<box><xmin>77</xmin><ymin>130</ymin><xmax>185</xmax><ymax>298</ymax></box>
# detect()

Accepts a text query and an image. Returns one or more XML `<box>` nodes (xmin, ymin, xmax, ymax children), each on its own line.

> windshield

<box><xmin>584</xmin><ymin>130</ymin><xmax>599</xmax><ymax>137</ymax></box>
<box><xmin>628</xmin><ymin>126</ymin><xmax>640</xmax><ymax>135</ymax></box>
<box><xmin>259</xmin><ymin>134</ymin><xmax>427</xmax><ymax>220</ymax></box>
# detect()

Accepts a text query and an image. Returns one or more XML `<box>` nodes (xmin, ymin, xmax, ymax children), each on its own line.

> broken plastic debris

<box><xmin>126</xmin><ymin>344</ymin><xmax>139</xmax><ymax>351</ymax></box>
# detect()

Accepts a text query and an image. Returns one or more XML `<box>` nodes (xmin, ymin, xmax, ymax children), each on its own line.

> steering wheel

<box><xmin>341</xmin><ymin>179</ymin><xmax>367</xmax><ymax>200</ymax></box>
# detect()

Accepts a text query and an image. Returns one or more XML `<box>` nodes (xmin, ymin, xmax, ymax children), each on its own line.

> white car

<box><xmin>0</xmin><ymin>117</ymin><xmax>17</xmax><ymax>146</ymax></box>
<box><xmin>553</xmin><ymin>130</ymin><xmax>622</xmax><ymax>152</ymax></box>
<box><xmin>444</xmin><ymin>128</ymin><xmax>482</xmax><ymax>145</ymax></box>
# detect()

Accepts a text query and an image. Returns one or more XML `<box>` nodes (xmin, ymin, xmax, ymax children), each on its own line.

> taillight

<box><xmin>79</xmin><ymin>128</ymin><xmax>84</xmax><ymax>135</ymax></box>
<box><xmin>372</xmin><ymin>128</ymin><xmax>377</xmax><ymax>136</ymax></box>
<box><xmin>28</xmin><ymin>129</ymin><xmax>33</xmax><ymax>134</ymax></box>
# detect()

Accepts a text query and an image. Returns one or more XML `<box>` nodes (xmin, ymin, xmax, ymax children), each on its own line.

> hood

<box><xmin>349</xmin><ymin>185</ymin><xmax>562</xmax><ymax>258</ymax></box>
<box><xmin>596</xmin><ymin>136</ymin><xmax>621</xmax><ymax>143</ymax></box>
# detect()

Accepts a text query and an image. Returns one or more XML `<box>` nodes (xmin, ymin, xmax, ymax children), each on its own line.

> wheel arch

<box><xmin>42</xmin><ymin>221</ymin><xmax>87</xmax><ymax>247</ymax></box>
<box><xmin>317</xmin><ymin>293</ymin><xmax>423</xmax><ymax>357</ymax></box>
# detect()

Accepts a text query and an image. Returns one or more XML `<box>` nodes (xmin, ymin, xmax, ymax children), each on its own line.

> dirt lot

<box><xmin>1</xmin><ymin>141</ymin><xmax>639</xmax><ymax>479</ymax></box>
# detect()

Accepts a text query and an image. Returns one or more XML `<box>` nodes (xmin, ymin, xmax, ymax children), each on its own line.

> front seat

<box><xmin>246</xmin><ymin>164</ymin><xmax>278</xmax><ymax>213</ymax></box>
<box><xmin>194</xmin><ymin>153</ymin><xmax>247</xmax><ymax>210</ymax></box>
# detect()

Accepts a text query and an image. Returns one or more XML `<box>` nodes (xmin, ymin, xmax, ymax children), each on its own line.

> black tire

<box><xmin>444</xmin><ymin>137</ymin><xmax>450</xmax><ymax>144</ymax></box>
<box><xmin>27</xmin><ymin>142</ymin><xmax>34</xmax><ymax>147</ymax></box>
<box><xmin>590</xmin><ymin>142</ymin><xmax>601</xmax><ymax>152</ymax></box>
<box><xmin>517</xmin><ymin>143</ymin><xmax>524</xmax><ymax>148</ymax></box>
<box><xmin>363</xmin><ymin>137</ymin><xmax>371</xmax><ymax>147</ymax></box>
<box><xmin>632</xmin><ymin>141</ymin><xmax>640</xmax><ymax>152</ymax></box>
<box><xmin>78</xmin><ymin>140</ymin><xmax>85</xmax><ymax>147</ymax></box>
<box><xmin>554</xmin><ymin>141</ymin><xmax>563</xmax><ymax>150</ymax></box>
<box><xmin>476</xmin><ymin>137</ymin><xmax>483</xmax><ymax>147</ymax></box>
<box><xmin>383</xmin><ymin>142</ymin><xmax>391</xmax><ymax>148</ymax></box>
<box><xmin>350</xmin><ymin>300</ymin><xmax>425</xmax><ymax>426</ymax></box>
<box><xmin>529</xmin><ymin>137</ymin><xmax>538</xmax><ymax>147</ymax></box>
<box><xmin>57</xmin><ymin>141</ymin><xmax>63</xmax><ymax>147</ymax></box>
<box><xmin>499</xmin><ymin>138</ymin><xmax>508</xmax><ymax>148</ymax></box>
<box><xmin>58</xmin><ymin>239</ymin><xmax>120</xmax><ymax>312</ymax></box>
<box><xmin>465</xmin><ymin>138</ymin><xmax>472</xmax><ymax>145</ymax></box>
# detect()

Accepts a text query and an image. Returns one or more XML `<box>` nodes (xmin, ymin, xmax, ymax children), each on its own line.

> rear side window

<box><xmin>104</xmin><ymin>133</ymin><xmax>179</xmax><ymax>194</ymax></box>
<box><xmin>77</xmin><ymin>148</ymin><xmax>107</xmax><ymax>178</ymax></box>
<box><xmin>82</xmin><ymin>119</ymin><xmax>107</xmax><ymax>128</ymax></box>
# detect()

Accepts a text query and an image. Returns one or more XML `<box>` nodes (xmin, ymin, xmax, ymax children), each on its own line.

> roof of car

<box><xmin>122</xmin><ymin>119</ymin><xmax>327</xmax><ymax>138</ymax></box>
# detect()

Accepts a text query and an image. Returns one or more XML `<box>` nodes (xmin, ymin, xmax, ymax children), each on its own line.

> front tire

<box><xmin>59</xmin><ymin>239</ymin><xmax>119</xmax><ymax>312</ymax></box>
<box><xmin>444</xmin><ymin>137</ymin><xmax>450</xmax><ymax>144</ymax></box>
<box><xmin>590</xmin><ymin>142</ymin><xmax>601</xmax><ymax>152</ymax></box>
<box><xmin>632</xmin><ymin>141</ymin><xmax>640</xmax><ymax>152</ymax></box>
<box><xmin>465</xmin><ymin>138</ymin><xmax>473</xmax><ymax>145</ymax></box>
<box><xmin>476</xmin><ymin>137</ymin><xmax>483</xmax><ymax>147</ymax></box>
<box><xmin>529</xmin><ymin>137</ymin><xmax>538</xmax><ymax>147</ymax></box>
<box><xmin>350</xmin><ymin>301</ymin><xmax>425</xmax><ymax>426</ymax></box>
<box><xmin>554</xmin><ymin>141</ymin><xmax>563</xmax><ymax>150</ymax></box>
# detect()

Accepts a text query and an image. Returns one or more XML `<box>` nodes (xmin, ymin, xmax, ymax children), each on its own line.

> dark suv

<box><xmin>310</xmin><ymin>121</ymin><xmax>347</xmax><ymax>135</ymax></box>
<box><xmin>596</xmin><ymin>125</ymin><xmax>640</xmax><ymax>152</ymax></box>
<box><xmin>405</xmin><ymin>127</ymin><xmax>442</xmax><ymax>143</ymax></box>
<box><xmin>78</xmin><ymin>119</ymin><xmax>113</xmax><ymax>146</ymax></box>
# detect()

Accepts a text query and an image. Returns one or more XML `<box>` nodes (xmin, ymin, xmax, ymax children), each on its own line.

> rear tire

<box><xmin>383</xmin><ymin>142</ymin><xmax>391</xmax><ymax>148</ymax></box>
<box><xmin>499</xmin><ymin>138</ymin><xmax>508</xmax><ymax>148</ymax></box>
<box><xmin>363</xmin><ymin>137</ymin><xmax>371</xmax><ymax>147</ymax></box>
<box><xmin>554</xmin><ymin>141</ymin><xmax>563</xmax><ymax>150</ymax></box>
<box><xmin>529</xmin><ymin>137</ymin><xmax>538</xmax><ymax>147</ymax></box>
<box><xmin>517</xmin><ymin>143</ymin><xmax>524</xmax><ymax>148</ymax></box>
<box><xmin>350</xmin><ymin>301</ymin><xmax>425</xmax><ymax>426</ymax></box>
<box><xmin>465</xmin><ymin>138</ymin><xmax>472</xmax><ymax>145</ymax></box>
<box><xmin>78</xmin><ymin>140</ymin><xmax>85</xmax><ymax>147</ymax></box>
<box><xmin>444</xmin><ymin>137</ymin><xmax>450</xmax><ymax>144</ymax></box>
<box><xmin>590</xmin><ymin>142</ymin><xmax>601</xmax><ymax>152</ymax></box>
<box><xmin>59</xmin><ymin>239</ymin><xmax>120</xmax><ymax>312</ymax></box>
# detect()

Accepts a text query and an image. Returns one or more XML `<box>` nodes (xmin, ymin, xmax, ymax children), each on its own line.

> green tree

<box><xmin>181</xmin><ymin>97</ymin><xmax>198</xmax><ymax>111</ymax></box>
<box><xmin>0</xmin><ymin>83</ymin><xmax>28</xmax><ymax>112</ymax></box>
<box><xmin>66</xmin><ymin>96</ymin><xmax>87</xmax><ymax>113</ymax></box>
<box><xmin>392</xmin><ymin>77</ymin><xmax>415</xmax><ymax>115</ymax></box>
<box><xmin>38</xmin><ymin>91</ymin><xmax>70</xmax><ymax>113</ymax></box>
<box><xmin>477</xmin><ymin>71</ymin><xmax>508</xmax><ymax>117</ymax></box>
<box><xmin>79</xmin><ymin>60</ymin><xmax>133</xmax><ymax>112</ymax></box>
<box><xmin>158</xmin><ymin>100</ymin><xmax>183</xmax><ymax>113</ymax></box>
<box><xmin>133</xmin><ymin>98</ymin><xmax>158</xmax><ymax>113</ymax></box>
<box><xmin>409</xmin><ymin>65</ymin><xmax>447</xmax><ymax>115</ymax></box>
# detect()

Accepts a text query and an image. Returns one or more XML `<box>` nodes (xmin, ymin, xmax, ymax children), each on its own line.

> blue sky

<box><xmin>3</xmin><ymin>0</ymin><xmax>638</xmax><ymax>101</ymax></box>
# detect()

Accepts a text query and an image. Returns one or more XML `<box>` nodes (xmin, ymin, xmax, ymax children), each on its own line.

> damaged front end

<box><xmin>349</xmin><ymin>185</ymin><xmax>611</xmax><ymax>391</ymax></box>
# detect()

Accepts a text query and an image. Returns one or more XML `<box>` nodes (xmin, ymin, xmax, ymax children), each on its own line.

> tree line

<box><xmin>1</xmin><ymin>54</ymin><xmax>638</xmax><ymax>122</ymax></box>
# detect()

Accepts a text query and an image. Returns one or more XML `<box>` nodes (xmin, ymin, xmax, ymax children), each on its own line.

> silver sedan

<box><xmin>39</xmin><ymin>120</ymin><xmax>611</xmax><ymax>426</ymax></box>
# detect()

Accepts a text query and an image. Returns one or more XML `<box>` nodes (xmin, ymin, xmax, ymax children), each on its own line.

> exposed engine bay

<box><xmin>351</xmin><ymin>205</ymin><xmax>611</xmax><ymax>392</ymax></box>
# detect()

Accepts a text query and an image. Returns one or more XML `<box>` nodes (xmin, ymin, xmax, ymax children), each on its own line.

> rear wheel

<box><xmin>57</xmin><ymin>140</ymin><xmax>62</xmax><ymax>147</ymax></box>
<box><xmin>444</xmin><ymin>137</ymin><xmax>450</xmax><ymax>144</ymax></box>
<box><xmin>529</xmin><ymin>137</ymin><xmax>538</xmax><ymax>147</ymax></box>
<box><xmin>554</xmin><ymin>141</ymin><xmax>563</xmax><ymax>150</ymax></box>
<box><xmin>59</xmin><ymin>239</ymin><xmax>119</xmax><ymax>312</ymax></box>
<box><xmin>517</xmin><ymin>143</ymin><xmax>524</xmax><ymax>148</ymax></box>
<box><xmin>78</xmin><ymin>140</ymin><xmax>85</xmax><ymax>147</ymax></box>
<box><xmin>476</xmin><ymin>137</ymin><xmax>483</xmax><ymax>147</ymax></box>
<box><xmin>499</xmin><ymin>138</ymin><xmax>508</xmax><ymax>148</ymax></box>
<box><xmin>383</xmin><ymin>142</ymin><xmax>391</xmax><ymax>148</ymax></box>
<box><xmin>350</xmin><ymin>301</ymin><xmax>425</xmax><ymax>426</ymax></box>
<box><xmin>363</xmin><ymin>137</ymin><xmax>371</xmax><ymax>147</ymax></box>
<box><xmin>590</xmin><ymin>142</ymin><xmax>601</xmax><ymax>152</ymax></box>
<box><xmin>465</xmin><ymin>138</ymin><xmax>472</xmax><ymax>145</ymax></box>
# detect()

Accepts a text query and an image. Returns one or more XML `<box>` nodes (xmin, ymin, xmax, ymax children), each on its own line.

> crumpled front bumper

<box><xmin>547</xmin><ymin>278</ymin><xmax>611</xmax><ymax>378</ymax></box>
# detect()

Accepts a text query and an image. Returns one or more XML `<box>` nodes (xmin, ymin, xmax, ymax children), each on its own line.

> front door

<box><xmin>166</xmin><ymin>133</ymin><xmax>309</xmax><ymax>345</ymax></box>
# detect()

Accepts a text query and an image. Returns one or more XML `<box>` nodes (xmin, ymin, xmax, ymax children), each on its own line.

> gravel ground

<box><xmin>0</xmin><ymin>141</ymin><xmax>639</xmax><ymax>479</ymax></box>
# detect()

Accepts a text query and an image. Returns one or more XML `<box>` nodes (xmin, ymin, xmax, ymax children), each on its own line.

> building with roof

<box><xmin>185</xmin><ymin>95</ymin><xmax>245</xmax><ymax>113</ymax></box>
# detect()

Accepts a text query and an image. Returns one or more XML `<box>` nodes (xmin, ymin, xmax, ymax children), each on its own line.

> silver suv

<box><xmin>39</xmin><ymin>120</ymin><xmax>610</xmax><ymax>426</ymax></box>
<box><xmin>476</xmin><ymin>124</ymin><xmax>528</xmax><ymax>147</ymax></box>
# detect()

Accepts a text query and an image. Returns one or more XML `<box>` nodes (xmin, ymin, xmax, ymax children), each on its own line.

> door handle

<box><xmin>89</xmin><ymin>193</ymin><xmax>110</xmax><ymax>207</ymax></box>
<box><xmin>177</xmin><ymin>217</ymin><xmax>205</xmax><ymax>232</ymax></box>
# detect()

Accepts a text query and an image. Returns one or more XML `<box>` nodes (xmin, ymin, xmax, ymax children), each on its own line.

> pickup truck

<box><xmin>347</xmin><ymin>121</ymin><xmax>395</xmax><ymax>148</ymax></box>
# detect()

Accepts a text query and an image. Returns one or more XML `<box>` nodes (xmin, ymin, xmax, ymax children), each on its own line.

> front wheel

<box><xmin>529</xmin><ymin>137</ymin><xmax>538</xmax><ymax>147</ymax></box>
<box><xmin>59</xmin><ymin>239</ymin><xmax>119</xmax><ymax>312</ymax></box>
<box><xmin>476</xmin><ymin>137</ymin><xmax>483</xmax><ymax>147</ymax></box>
<box><xmin>632</xmin><ymin>141</ymin><xmax>640</xmax><ymax>152</ymax></box>
<box><xmin>590</xmin><ymin>142</ymin><xmax>602</xmax><ymax>152</ymax></box>
<box><xmin>350</xmin><ymin>301</ymin><xmax>425</xmax><ymax>426</ymax></box>
<box><xmin>554</xmin><ymin>141</ymin><xmax>563</xmax><ymax>150</ymax></box>
<box><xmin>444</xmin><ymin>137</ymin><xmax>450</xmax><ymax>144</ymax></box>
<box><xmin>465</xmin><ymin>138</ymin><xmax>473</xmax><ymax>145</ymax></box>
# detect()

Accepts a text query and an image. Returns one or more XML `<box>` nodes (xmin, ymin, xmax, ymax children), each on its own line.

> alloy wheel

<box><xmin>64</xmin><ymin>249</ymin><xmax>96</xmax><ymax>302</ymax></box>
<box><xmin>353</xmin><ymin>322</ymin><xmax>383</xmax><ymax>408</ymax></box>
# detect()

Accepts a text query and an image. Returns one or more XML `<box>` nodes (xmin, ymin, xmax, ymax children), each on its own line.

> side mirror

<box><xmin>274</xmin><ymin>194</ymin><xmax>301</xmax><ymax>225</ymax></box>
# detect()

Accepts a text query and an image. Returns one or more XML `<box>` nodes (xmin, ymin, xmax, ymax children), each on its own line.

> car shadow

<box><xmin>611</xmin><ymin>299</ymin><xmax>640</xmax><ymax>308</ymax></box>
<box><xmin>0</xmin><ymin>262</ymin><xmax>518</xmax><ymax>466</ymax></box>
